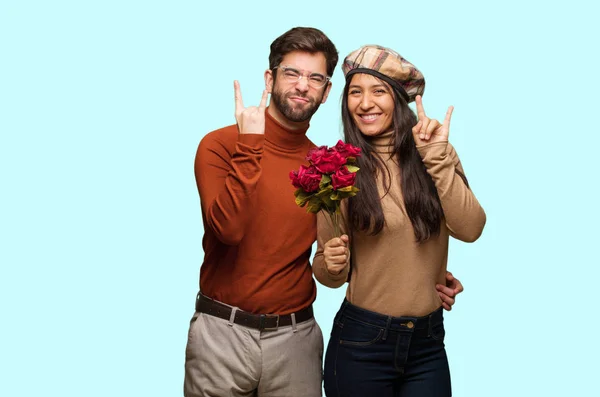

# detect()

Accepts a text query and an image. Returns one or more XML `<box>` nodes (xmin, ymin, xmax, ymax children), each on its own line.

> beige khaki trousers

<box><xmin>184</xmin><ymin>309</ymin><xmax>324</xmax><ymax>397</ymax></box>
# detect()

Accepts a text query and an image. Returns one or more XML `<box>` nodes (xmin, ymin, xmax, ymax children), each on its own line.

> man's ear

<box><xmin>321</xmin><ymin>81</ymin><xmax>333</xmax><ymax>104</ymax></box>
<box><xmin>264</xmin><ymin>69</ymin><xmax>274</xmax><ymax>94</ymax></box>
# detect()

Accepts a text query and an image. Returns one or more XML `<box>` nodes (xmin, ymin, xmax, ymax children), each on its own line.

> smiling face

<box><xmin>265</xmin><ymin>51</ymin><xmax>331</xmax><ymax>128</ymax></box>
<box><xmin>346</xmin><ymin>73</ymin><xmax>395</xmax><ymax>137</ymax></box>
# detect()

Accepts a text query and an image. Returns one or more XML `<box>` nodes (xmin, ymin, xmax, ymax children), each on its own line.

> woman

<box><xmin>312</xmin><ymin>45</ymin><xmax>486</xmax><ymax>396</ymax></box>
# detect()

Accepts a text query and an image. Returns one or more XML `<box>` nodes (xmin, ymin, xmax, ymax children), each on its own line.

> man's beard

<box><xmin>270</xmin><ymin>86</ymin><xmax>324</xmax><ymax>122</ymax></box>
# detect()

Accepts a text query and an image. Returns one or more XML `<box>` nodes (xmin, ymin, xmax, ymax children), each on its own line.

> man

<box><xmin>184</xmin><ymin>27</ymin><xmax>463</xmax><ymax>397</ymax></box>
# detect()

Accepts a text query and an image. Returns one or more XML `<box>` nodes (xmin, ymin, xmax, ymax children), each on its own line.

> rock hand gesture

<box><xmin>234</xmin><ymin>80</ymin><xmax>269</xmax><ymax>135</ymax></box>
<box><xmin>412</xmin><ymin>95</ymin><xmax>454</xmax><ymax>145</ymax></box>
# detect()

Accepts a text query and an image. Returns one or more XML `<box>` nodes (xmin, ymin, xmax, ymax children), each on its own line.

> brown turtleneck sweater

<box><xmin>312</xmin><ymin>132</ymin><xmax>486</xmax><ymax>317</ymax></box>
<box><xmin>194</xmin><ymin>108</ymin><xmax>317</xmax><ymax>315</ymax></box>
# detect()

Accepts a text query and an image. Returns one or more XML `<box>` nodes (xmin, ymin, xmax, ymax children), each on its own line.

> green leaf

<box><xmin>294</xmin><ymin>189</ymin><xmax>313</xmax><ymax>207</ymax></box>
<box><xmin>331</xmin><ymin>186</ymin><xmax>360</xmax><ymax>201</ymax></box>
<box><xmin>315</xmin><ymin>185</ymin><xmax>333</xmax><ymax>198</ymax></box>
<box><xmin>306</xmin><ymin>196</ymin><xmax>323</xmax><ymax>213</ymax></box>
<box><xmin>319</xmin><ymin>174</ymin><xmax>331</xmax><ymax>189</ymax></box>
<box><xmin>346</xmin><ymin>165</ymin><xmax>360</xmax><ymax>173</ymax></box>
<box><xmin>319</xmin><ymin>193</ymin><xmax>336</xmax><ymax>212</ymax></box>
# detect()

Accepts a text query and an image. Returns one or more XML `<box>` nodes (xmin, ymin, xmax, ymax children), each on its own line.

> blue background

<box><xmin>2</xmin><ymin>0</ymin><xmax>598</xmax><ymax>395</ymax></box>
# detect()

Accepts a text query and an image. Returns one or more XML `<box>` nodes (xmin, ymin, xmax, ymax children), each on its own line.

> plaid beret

<box><xmin>342</xmin><ymin>44</ymin><xmax>425</xmax><ymax>103</ymax></box>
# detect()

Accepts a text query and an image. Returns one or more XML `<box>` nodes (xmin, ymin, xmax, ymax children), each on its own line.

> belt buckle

<box><xmin>259</xmin><ymin>314</ymin><xmax>279</xmax><ymax>331</ymax></box>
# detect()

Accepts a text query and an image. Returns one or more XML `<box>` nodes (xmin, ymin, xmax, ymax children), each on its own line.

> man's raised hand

<box><xmin>234</xmin><ymin>80</ymin><xmax>269</xmax><ymax>135</ymax></box>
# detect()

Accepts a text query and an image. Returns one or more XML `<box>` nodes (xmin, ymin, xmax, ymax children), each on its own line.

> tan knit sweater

<box><xmin>312</xmin><ymin>132</ymin><xmax>486</xmax><ymax>317</ymax></box>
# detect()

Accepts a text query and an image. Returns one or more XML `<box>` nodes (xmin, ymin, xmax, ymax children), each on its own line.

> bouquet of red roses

<box><xmin>289</xmin><ymin>140</ymin><xmax>361</xmax><ymax>236</ymax></box>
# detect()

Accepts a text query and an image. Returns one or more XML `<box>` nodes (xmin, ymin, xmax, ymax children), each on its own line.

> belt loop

<box><xmin>335</xmin><ymin>299</ymin><xmax>349</xmax><ymax>325</ymax></box>
<box><xmin>195</xmin><ymin>291</ymin><xmax>201</xmax><ymax>312</ymax></box>
<box><xmin>427</xmin><ymin>312</ymin><xmax>432</xmax><ymax>337</ymax></box>
<box><xmin>340</xmin><ymin>299</ymin><xmax>350</xmax><ymax>316</ymax></box>
<box><xmin>291</xmin><ymin>313</ymin><xmax>298</xmax><ymax>333</ymax></box>
<box><xmin>382</xmin><ymin>316</ymin><xmax>392</xmax><ymax>341</ymax></box>
<box><xmin>228</xmin><ymin>307</ymin><xmax>238</xmax><ymax>327</ymax></box>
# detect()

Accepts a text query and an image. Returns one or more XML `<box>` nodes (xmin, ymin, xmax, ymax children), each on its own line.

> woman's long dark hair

<box><xmin>343</xmin><ymin>77</ymin><xmax>443</xmax><ymax>243</ymax></box>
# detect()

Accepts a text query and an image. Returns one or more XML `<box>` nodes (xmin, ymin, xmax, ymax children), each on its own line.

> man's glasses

<box><xmin>273</xmin><ymin>65</ymin><xmax>330</xmax><ymax>88</ymax></box>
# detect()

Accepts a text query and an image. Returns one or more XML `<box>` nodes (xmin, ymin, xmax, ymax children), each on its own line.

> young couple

<box><xmin>185</xmin><ymin>27</ymin><xmax>486</xmax><ymax>397</ymax></box>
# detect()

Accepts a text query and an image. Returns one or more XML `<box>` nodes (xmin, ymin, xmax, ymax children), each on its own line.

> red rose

<box><xmin>307</xmin><ymin>145</ymin><xmax>347</xmax><ymax>174</ymax></box>
<box><xmin>306</xmin><ymin>146</ymin><xmax>328</xmax><ymax>163</ymax></box>
<box><xmin>331</xmin><ymin>166</ymin><xmax>357</xmax><ymax>189</ymax></box>
<box><xmin>311</xmin><ymin>149</ymin><xmax>347</xmax><ymax>174</ymax></box>
<box><xmin>289</xmin><ymin>165</ymin><xmax>322</xmax><ymax>193</ymax></box>
<box><xmin>333</xmin><ymin>140</ymin><xmax>362</xmax><ymax>158</ymax></box>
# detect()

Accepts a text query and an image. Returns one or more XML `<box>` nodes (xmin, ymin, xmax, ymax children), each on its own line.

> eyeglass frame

<box><xmin>272</xmin><ymin>65</ymin><xmax>331</xmax><ymax>88</ymax></box>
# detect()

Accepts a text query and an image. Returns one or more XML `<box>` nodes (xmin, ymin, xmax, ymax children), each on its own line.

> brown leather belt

<box><xmin>195</xmin><ymin>293</ymin><xmax>313</xmax><ymax>331</ymax></box>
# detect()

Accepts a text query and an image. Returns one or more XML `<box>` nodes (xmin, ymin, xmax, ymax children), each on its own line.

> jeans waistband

<box><xmin>336</xmin><ymin>299</ymin><xmax>443</xmax><ymax>334</ymax></box>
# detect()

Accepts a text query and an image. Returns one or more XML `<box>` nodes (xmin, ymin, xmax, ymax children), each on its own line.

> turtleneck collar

<box><xmin>264</xmin><ymin>107</ymin><xmax>310</xmax><ymax>150</ymax></box>
<box><xmin>367</xmin><ymin>130</ymin><xmax>395</xmax><ymax>155</ymax></box>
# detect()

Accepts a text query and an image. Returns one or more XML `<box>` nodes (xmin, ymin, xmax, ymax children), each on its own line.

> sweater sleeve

<box><xmin>195</xmin><ymin>130</ymin><xmax>265</xmax><ymax>245</ymax></box>
<box><xmin>312</xmin><ymin>205</ymin><xmax>351</xmax><ymax>288</ymax></box>
<box><xmin>417</xmin><ymin>141</ymin><xmax>486</xmax><ymax>242</ymax></box>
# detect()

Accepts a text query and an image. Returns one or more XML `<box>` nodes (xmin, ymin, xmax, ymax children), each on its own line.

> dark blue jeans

<box><xmin>323</xmin><ymin>300</ymin><xmax>451</xmax><ymax>397</ymax></box>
